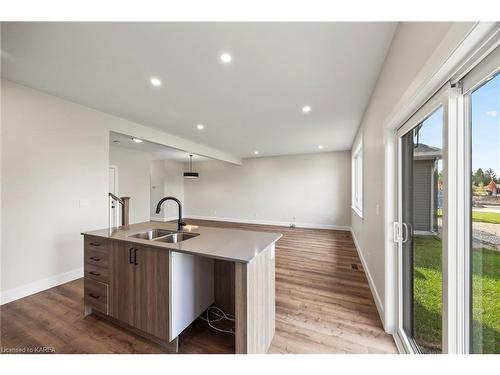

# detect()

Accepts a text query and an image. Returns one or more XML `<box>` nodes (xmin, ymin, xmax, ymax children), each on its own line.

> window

<box><xmin>464</xmin><ymin>54</ymin><xmax>500</xmax><ymax>354</ymax></box>
<box><xmin>352</xmin><ymin>139</ymin><xmax>363</xmax><ymax>217</ymax></box>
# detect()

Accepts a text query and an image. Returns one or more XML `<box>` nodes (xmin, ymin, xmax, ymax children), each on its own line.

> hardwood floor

<box><xmin>0</xmin><ymin>220</ymin><xmax>397</xmax><ymax>354</ymax></box>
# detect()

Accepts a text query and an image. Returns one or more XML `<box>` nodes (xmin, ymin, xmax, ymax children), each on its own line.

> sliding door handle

<box><xmin>401</xmin><ymin>223</ymin><xmax>409</xmax><ymax>244</ymax></box>
<box><xmin>134</xmin><ymin>249</ymin><xmax>138</xmax><ymax>266</ymax></box>
<box><xmin>393</xmin><ymin>222</ymin><xmax>400</xmax><ymax>243</ymax></box>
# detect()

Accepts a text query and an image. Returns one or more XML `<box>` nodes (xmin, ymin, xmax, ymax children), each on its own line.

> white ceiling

<box><xmin>1</xmin><ymin>22</ymin><xmax>396</xmax><ymax>157</ymax></box>
<box><xmin>110</xmin><ymin>131</ymin><xmax>208</xmax><ymax>162</ymax></box>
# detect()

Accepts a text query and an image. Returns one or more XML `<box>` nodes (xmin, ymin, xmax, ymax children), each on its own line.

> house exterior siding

<box><xmin>413</xmin><ymin>160</ymin><xmax>432</xmax><ymax>232</ymax></box>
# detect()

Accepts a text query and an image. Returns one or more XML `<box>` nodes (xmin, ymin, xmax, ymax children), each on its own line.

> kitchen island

<box><xmin>81</xmin><ymin>221</ymin><xmax>281</xmax><ymax>354</ymax></box>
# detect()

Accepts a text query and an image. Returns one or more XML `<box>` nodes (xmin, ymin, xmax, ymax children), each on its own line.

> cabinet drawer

<box><xmin>84</xmin><ymin>262</ymin><xmax>109</xmax><ymax>283</ymax></box>
<box><xmin>84</xmin><ymin>278</ymin><xmax>108</xmax><ymax>315</ymax></box>
<box><xmin>84</xmin><ymin>247</ymin><xmax>109</xmax><ymax>268</ymax></box>
<box><xmin>84</xmin><ymin>236</ymin><xmax>109</xmax><ymax>252</ymax></box>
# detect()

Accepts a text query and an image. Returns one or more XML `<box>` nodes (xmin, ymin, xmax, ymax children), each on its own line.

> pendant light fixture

<box><xmin>184</xmin><ymin>154</ymin><xmax>199</xmax><ymax>179</ymax></box>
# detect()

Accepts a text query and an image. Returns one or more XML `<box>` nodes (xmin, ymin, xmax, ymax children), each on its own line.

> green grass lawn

<box><xmin>436</xmin><ymin>208</ymin><xmax>500</xmax><ymax>224</ymax></box>
<box><xmin>414</xmin><ymin>235</ymin><xmax>500</xmax><ymax>353</ymax></box>
<box><xmin>472</xmin><ymin>211</ymin><xmax>500</xmax><ymax>224</ymax></box>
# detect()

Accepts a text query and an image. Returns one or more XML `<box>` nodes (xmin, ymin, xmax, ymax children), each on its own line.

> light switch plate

<box><xmin>79</xmin><ymin>199</ymin><xmax>89</xmax><ymax>208</ymax></box>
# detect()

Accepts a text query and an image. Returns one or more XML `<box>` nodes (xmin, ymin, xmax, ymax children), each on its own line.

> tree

<box><xmin>473</xmin><ymin>168</ymin><xmax>485</xmax><ymax>186</ymax></box>
<box><xmin>484</xmin><ymin>168</ymin><xmax>497</xmax><ymax>184</ymax></box>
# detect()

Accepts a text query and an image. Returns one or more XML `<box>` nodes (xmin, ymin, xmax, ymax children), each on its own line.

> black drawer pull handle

<box><xmin>134</xmin><ymin>248</ymin><xmax>138</xmax><ymax>266</ymax></box>
<box><xmin>88</xmin><ymin>293</ymin><xmax>100</xmax><ymax>299</ymax></box>
<box><xmin>89</xmin><ymin>271</ymin><xmax>101</xmax><ymax>276</ymax></box>
<box><xmin>89</xmin><ymin>256</ymin><xmax>101</xmax><ymax>261</ymax></box>
<box><xmin>129</xmin><ymin>248</ymin><xmax>134</xmax><ymax>264</ymax></box>
<box><xmin>89</xmin><ymin>242</ymin><xmax>101</xmax><ymax>247</ymax></box>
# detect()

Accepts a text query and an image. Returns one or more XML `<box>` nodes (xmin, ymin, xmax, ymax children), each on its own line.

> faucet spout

<box><xmin>155</xmin><ymin>196</ymin><xmax>186</xmax><ymax>231</ymax></box>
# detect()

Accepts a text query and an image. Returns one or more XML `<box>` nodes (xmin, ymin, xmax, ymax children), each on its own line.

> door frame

<box><xmin>109</xmin><ymin>165</ymin><xmax>119</xmax><ymax>228</ymax></box>
<box><xmin>459</xmin><ymin>45</ymin><xmax>500</xmax><ymax>353</ymax></box>
<box><xmin>383</xmin><ymin>23</ymin><xmax>499</xmax><ymax>354</ymax></box>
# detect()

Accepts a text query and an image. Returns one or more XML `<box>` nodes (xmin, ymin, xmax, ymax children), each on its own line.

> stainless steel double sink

<box><xmin>127</xmin><ymin>229</ymin><xmax>199</xmax><ymax>243</ymax></box>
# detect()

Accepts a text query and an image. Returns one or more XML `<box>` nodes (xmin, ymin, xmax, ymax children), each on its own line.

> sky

<box><xmin>416</xmin><ymin>73</ymin><xmax>500</xmax><ymax>176</ymax></box>
<box><xmin>416</xmin><ymin>106</ymin><xmax>443</xmax><ymax>173</ymax></box>
<box><xmin>471</xmin><ymin>74</ymin><xmax>500</xmax><ymax>174</ymax></box>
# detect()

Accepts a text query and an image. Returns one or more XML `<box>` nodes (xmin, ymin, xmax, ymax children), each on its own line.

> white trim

<box><xmin>0</xmin><ymin>267</ymin><xmax>84</xmax><ymax>305</ymax></box>
<box><xmin>351</xmin><ymin>229</ymin><xmax>385</xmax><ymax>327</ymax></box>
<box><xmin>452</xmin><ymin>27</ymin><xmax>500</xmax><ymax>86</ymax></box>
<box><xmin>392</xmin><ymin>331</ymin><xmax>408</xmax><ymax>354</ymax></box>
<box><xmin>462</xmin><ymin>44</ymin><xmax>500</xmax><ymax>94</ymax></box>
<box><xmin>185</xmin><ymin>215</ymin><xmax>351</xmax><ymax>231</ymax></box>
<box><xmin>351</xmin><ymin>139</ymin><xmax>363</xmax><ymax>217</ymax></box>
<box><xmin>351</xmin><ymin>206</ymin><xmax>363</xmax><ymax>218</ymax></box>
<box><xmin>430</xmin><ymin>161</ymin><xmax>435</xmax><ymax>232</ymax></box>
<box><xmin>444</xmin><ymin>85</ymin><xmax>466</xmax><ymax>353</ymax></box>
<box><xmin>108</xmin><ymin>164</ymin><xmax>119</xmax><ymax>228</ymax></box>
<box><xmin>384</xmin><ymin>23</ymin><xmax>497</xmax><ymax>133</ymax></box>
<box><xmin>462</xmin><ymin>89</ymin><xmax>472</xmax><ymax>355</ymax></box>
<box><xmin>384</xmin><ymin>128</ymin><xmax>398</xmax><ymax>334</ymax></box>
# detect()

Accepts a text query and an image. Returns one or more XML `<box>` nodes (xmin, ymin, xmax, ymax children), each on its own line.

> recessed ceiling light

<box><xmin>302</xmin><ymin>105</ymin><xmax>311</xmax><ymax>113</ymax></box>
<box><xmin>318</xmin><ymin>145</ymin><xmax>324</xmax><ymax>150</ymax></box>
<box><xmin>150</xmin><ymin>77</ymin><xmax>162</xmax><ymax>87</ymax></box>
<box><xmin>196</xmin><ymin>124</ymin><xmax>204</xmax><ymax>130</ymax></box>
<box><xmin>220</xmin><ymin>52</ymin><xmax>232</xmax><ymax>64</ymax></box>
<box><xmin>132</xmin><ymin>138</ymin><xmax>143</xmax><ymax>143</ymax></box>
<box><xmin>254</xmin><ymin>151</ymin><xmax>259</xmax><ymax>155</ymax></box>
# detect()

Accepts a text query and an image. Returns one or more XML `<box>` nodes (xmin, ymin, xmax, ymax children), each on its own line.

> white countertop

<box><xmin>82</xmin><ymin>221</ymin><xmax>282</xmax><ymax>263</ymax></box>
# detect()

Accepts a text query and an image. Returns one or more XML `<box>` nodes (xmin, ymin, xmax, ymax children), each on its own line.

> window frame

<box><xmin>460</xmin><ymin>45</ymin><xmax>500</xmax><ymax>354</ymax></box>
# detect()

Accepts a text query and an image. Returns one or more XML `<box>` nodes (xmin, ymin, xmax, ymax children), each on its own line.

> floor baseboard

<box><xmin>0</xmin><ymin>267</ymin><xmax>83</xmax><ymax>305</ymax></box>
<box><xmin>350</xmin><ymin>229</ymin><xmax>386</xmax><ymax>329</ymax></box>
<box><xmin>185</xmin><ymin>215</ymin><xmax>351</xmax><ymax>231</ymax></box>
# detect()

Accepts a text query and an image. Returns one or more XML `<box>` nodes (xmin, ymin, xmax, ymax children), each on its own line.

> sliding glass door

<box><xmin>395</xmin><ymin>42</ymin><xmax>499</xmax><ymax>355</ymax></box>
<box><xmin>398</xmin><ymin>104</ymin><xmax>445</xmax><ymax>353</ymax></box>
<box><xmin>463</xmin><ymin>46</ymin><xmax>500</xmax><ymax>354</ymax></box>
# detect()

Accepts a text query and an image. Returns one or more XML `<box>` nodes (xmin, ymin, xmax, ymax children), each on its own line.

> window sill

<box><xmin>351</xmin><ymin>206</ymin><xmax>363</xmax><ymax>219</ymax></box>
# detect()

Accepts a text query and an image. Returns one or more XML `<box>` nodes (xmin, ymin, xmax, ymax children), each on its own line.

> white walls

<box><xmin>184</xmin><ymin>152</ymin><xmax>351</xmax><ymax>230</ymax></box>
<box><xmin>349</xmin><ymin>22</ymin><xmax>475</xmax><ymax>327</ymax></box>
<box><xmin>109</xmin><ymin>145</ymin><xmax>151</xmax><ymax>224</ymax></box>
<box><xmin>0</xmin><ymin>80</ymin><xmax>218</xmax><ymax>303</ymax></box>
<box><xmin>150</xmin><ymin>160</ymin><xmax>185</xmax><ymax>221</ymax></box>
<box><xmin>150</xmin><ymin>160</ymin><xmax>166</xmax><ymax>221</ymax></box>
<box><xmin>1</xmin><ymin>80</ymin><xmax>109</xmax><ymax>302</ymax></box>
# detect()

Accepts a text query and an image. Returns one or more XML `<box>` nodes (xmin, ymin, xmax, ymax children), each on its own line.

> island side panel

<box><xmin>235</xmin><ymin>262</ymin><xmax>247</xmax><ymax>354</ymax></box>
<box><xmin>234</xmin><ymin>243</ymin><xmax>276</xmax><ymax>354</ymax></box>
